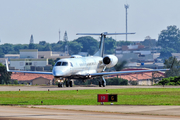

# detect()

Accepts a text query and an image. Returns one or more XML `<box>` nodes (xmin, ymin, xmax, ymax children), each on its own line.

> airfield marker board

<box><xmin>97</xmin><ymin>94</ymin><xmax>117</xmax><ymax>103</ymax></box>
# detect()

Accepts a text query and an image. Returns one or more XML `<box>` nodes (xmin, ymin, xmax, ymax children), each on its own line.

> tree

<box><xmin>114</xmin><ymin>61</ymin><xmax>127</xmax><ymax>71</ymax></box>
<box><xmin>116</xmin><ymin>41</ymin><xmax>131</xmax><ymax>46</ymax></box>
<box><xmin>157</xmin><ymin>25</ymin><xmax>180</xmax><ymax>55</ymax></box>
<box><xmin>68</xmin><ymin>41</ymin><xmax>82</xmax><ymax>55</ymax></box>
<box><xmin>44</xmin><ymin>44</ymin><xmax>51</xmax><ymax>51</ymax></box>
<box><xmin>74</xmin><ymin>36</ymin><xmax>98</xmax><ymax>55</ymax></box>
<box><xmin>39</xmin><ymin>41</ymin><xmax>47</xmax><ymax>46</ymax></box>
<box><xmin>114</xmin><ymin>61</ymin><xmax>127</xmax><ymax>78</ymax></box>
<box><xmin>13</xmin><ymin>44</ymin><xmax>27</xmax><ymax>54</ymax></box>
<box><xmin>104</xmin><ymin>37</ymin><xmax>116</xmax><ymax>54</ymax></box>
<box><xmin>0</xmin><ymin>48</ymin><xmax>4</xmax><ymax>58</ymax></box>
<box><xmin>28</xmin><ymin>43</ymin><xmax>36</xmax><ymax>49</ymax></box>
<box><xmin>158</xmin><ymin>78</ymin><xmax>170</xmax><ymax>86</ymax></box>
<box><xmin>106</xmin><ymin>78</ymin><xmax>128</xmax><ymax>85</ymax></box>
<box><xmin>1</xmin><ymin>43</ymin><xmax>14</xmax><ymax>54</ymax></box>
<box><xmin>160</xmin><ymin>48</ymin><xmax>174</xmax><ymax>58</ymax></box>
<box><xmin>51</xmin><ymin>41</ymin><xmax>66</xmax><ymax>52</ymax></box>
<box><xmin>48</xmin><ymin>59</ymin><xmax>55</xmax><ymax>66</ymax></box>
<box><xmin>164</xmin><ymin>56</ymin><xmax>180</xmax><ymax>77</ymax></box>
<box><xmin>158</xmin><ymin>76</ymin><xmax>180</xmax><ymax>86</ymax></box>
<box><xmin>0</xmin><ymin>63</ymin><xmax>11</xmax><ymax>84</ymax></box>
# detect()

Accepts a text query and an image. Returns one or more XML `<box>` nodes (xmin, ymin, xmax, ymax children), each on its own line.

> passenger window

<box><xmin>70</xmin><ymin>62</ymin><xmax>73</xmax><ymax>67</ymax></box>
<box><xmin>55</xmin><ymin>62</ymin><xmax>62</xmax><ymax>66</ymax></box>
<box><xmin>62</xmin><ymin>62</ymin><xmax>68</xmax><ymax>66</ymax></box>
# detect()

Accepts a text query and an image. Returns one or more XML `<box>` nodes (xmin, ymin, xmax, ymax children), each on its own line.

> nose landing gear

<box><xmin>57</xmin><ymin>79</ymin><xmax>64</xmax><ymax>88</ymax></box>
<box><xmin>56</xmin><ymin>77</ymin><xmax>73</xmax><ymax>88</ymax></box>
<box><xmin>58</xmin><ymin>83</ymin><xmax>63</xmax><ymax>87</ymax></box>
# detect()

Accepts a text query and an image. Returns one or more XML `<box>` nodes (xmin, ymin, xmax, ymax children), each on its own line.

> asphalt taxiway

<box><xmin>1</xmin><ymin>105</ymin><xmax>180</xmax><ymax>120</ymax></box>
<box><xmin>0</xmin><ymin>85</ymin><xmax>180</xmax><ymax>91</ymax></box>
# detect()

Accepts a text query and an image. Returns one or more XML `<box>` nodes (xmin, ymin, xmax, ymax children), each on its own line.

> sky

<box><xmin>0</xmin><ymin>0</ymin><xmax>180</xmax><ymax>44</ymax></box>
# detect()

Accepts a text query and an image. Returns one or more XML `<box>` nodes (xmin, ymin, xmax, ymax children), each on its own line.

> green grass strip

<box><xmin>0</xmin><ymin>88</ymin><xmax>180</xmax><ymax>105</ymax></box>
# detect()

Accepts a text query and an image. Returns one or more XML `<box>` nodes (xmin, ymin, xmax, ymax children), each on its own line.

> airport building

<box><xmin>8</xmin><ymin>49</ymin><xmax>71</xmax><ymax>71</ymax></box>
<box><xmin>9</xmin><ymin>49</ymin><xmax>48</xmax><ymax>70</ymax></box>
<box><xmin>10</xmin><ymin>58</ymin><xmax>48</xmax><ymax>70</ymax></box>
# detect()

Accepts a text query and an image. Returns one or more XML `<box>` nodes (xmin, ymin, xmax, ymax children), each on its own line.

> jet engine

<box><xmin>103</xmin><ymin>55</ymin><xmax>118</xmax><ymax>68</ymax></box>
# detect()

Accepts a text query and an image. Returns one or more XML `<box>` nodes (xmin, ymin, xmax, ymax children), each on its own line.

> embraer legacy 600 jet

<box><xmin>6</xmin><ymin>32</ymin><xmax>168</xmax><ymax>87</ymax></box>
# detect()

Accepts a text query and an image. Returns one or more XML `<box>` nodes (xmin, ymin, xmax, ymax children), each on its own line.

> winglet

<box><xmin>5</xmin><ymin>59</ymin><xmax>9</xmax><ymax>71</ymax></box>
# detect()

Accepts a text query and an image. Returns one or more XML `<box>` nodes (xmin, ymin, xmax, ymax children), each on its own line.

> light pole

<box><xmin>124</xmin><ymin>4</ymin><xmax>129</xmax><ymax>42</ymax></box>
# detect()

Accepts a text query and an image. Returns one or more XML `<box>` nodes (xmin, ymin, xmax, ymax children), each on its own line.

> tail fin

<box><xmin>77</xmin><ymin>32</ymin><xmax>135</xmax><ymax>57</ymax></box>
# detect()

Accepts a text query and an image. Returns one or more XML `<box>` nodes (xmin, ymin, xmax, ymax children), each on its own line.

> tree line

<box><xmin>157</xmin><ymin>25</ymin><xmax>180</xmax><ymax>59</ymax></box>
<box><xmin>74</xmin><ymin>77</ymin><xmax>128</xmax><ymax>86</ymax></box>
<box><xmin>0</xmin><ymin>36</ymin><xmax>131</xmax><ymax>58</ymax></box>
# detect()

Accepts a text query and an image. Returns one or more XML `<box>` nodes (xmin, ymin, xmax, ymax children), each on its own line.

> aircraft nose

<box><xmin>53</xmin><ymin>69</ymin><xmax>64</xmax><ymax>76</ymax></box>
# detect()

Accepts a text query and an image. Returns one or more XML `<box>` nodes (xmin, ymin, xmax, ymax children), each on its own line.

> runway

<box><xmin>1</xmin><ymin>86</ymin><xmax>180</xmax><ymax>120</ymax></box>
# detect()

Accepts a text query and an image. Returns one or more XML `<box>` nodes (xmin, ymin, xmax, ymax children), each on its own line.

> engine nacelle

<box><xmin>103</xmin><ymin>55</ymin><xmax>118</xmax><ymax>68</ymax></box>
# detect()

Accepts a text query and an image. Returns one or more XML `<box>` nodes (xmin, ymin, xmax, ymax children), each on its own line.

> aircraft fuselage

<box><xmin>52</xmin><ymin>56</ymin><xmax>104</xmax><ymax>79</ymax></box>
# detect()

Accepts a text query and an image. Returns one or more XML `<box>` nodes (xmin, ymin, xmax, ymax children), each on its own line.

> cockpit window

<box><xmin>55</xmin><ymin>62</ymin><xmax>62</xmax><ymax>66</ymax></box>
<box><xmin>62</xmin><ymin>62</ymin><xmax>68</xmax><ymax>66</ymax></box>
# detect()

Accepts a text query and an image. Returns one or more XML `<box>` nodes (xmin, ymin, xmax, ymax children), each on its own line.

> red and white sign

<box><xmin>97</xmin><ymin>94</ymin><xmax>108</xmax><ymax>102</ymax></box>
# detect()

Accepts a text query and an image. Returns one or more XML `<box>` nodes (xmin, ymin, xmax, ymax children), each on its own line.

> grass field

<box><xmin>1</xmin><ymin>88</ymin><xmax>180</xmax><ymax>105</ymax></box>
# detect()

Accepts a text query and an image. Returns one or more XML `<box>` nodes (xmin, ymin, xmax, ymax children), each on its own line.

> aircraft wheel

<box><xmin>58</xmin><ymin>83</ymin><xmax>63</xmax><ymax>87</ymax></box>
<box><xmin>99</xmin><ymin>81</ymin><xmax>101</xmax><ymax>87</ymax></box>
<box><xmin>70</xmin><ymin>81</ymin><xmax>73</xmax><ymax>87</ymax></box>
<box><xmin>102</xmin><ymin>80</ymin><xmax>105</xmax><ymax>87</ymax></box>
<box><xmin>66</xmin><ymin>81</ymin><xmax>69</xmax><ymax>87</ymax></box>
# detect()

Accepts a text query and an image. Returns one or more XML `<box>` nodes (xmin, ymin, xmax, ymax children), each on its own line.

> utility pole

<box><xmin>64</xmin><ymin>31</ymin><xmax>68</xmax><ymax>55</ymax></box>
<box><xmin>124</xmin><ymin>4</ymin><xmax>129</xmax><ymax>42</ymax></box>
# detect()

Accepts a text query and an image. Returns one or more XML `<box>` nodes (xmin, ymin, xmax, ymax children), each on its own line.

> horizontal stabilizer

<box><xmin>76</xmin><ymin>33</ymin><xmax>102</xmax><ymax>36</ymax></box>
<box><xmin>77</xmin><ymin>32</ymin><xmax>135</xmax><ymax>36</ymax></box>
<box><xmin>104</xmin><ymin>32</ymin><xmax>135</xmax><ymax>35</ymax></box>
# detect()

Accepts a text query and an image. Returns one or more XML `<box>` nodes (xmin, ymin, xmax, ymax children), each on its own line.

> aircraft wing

<box><xmin>7</xmin><ymin>70</ymin><xmax>53</xmax><ymax>75</ymax></box>
<box><xmin>90</xmin><ymin>69</ymin><xmax>169</xmax><ymax>76</ymax></box>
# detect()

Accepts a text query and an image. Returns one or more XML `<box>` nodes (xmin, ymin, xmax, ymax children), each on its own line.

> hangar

<box><xmin>11</xmin><ymin>72</ymin><xmax>54</xmax><ymax>85</ymax></box>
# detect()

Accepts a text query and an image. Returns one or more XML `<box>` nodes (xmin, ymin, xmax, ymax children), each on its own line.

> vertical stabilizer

<box><xmin>94</xmin><ymin>34</ymin><xmax>105</xmax><ymax>57</ymax></box>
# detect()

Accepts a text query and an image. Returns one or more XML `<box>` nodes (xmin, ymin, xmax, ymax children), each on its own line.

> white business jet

<box><xmin>6</xmin><ymin>32</ymin><xmax>168</xmax><ymax>87</ymax></box>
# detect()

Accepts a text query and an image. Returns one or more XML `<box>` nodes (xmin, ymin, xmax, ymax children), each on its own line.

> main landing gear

<box><xmin>66</xmin><ymin>80</ymin><xmax>73</xmax><ymax>87</ymax></box>
<box><xmin>99</xmin><ymin>77</ymin><xmax>106</xmax><ymax>87</ymax></box>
